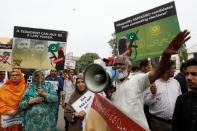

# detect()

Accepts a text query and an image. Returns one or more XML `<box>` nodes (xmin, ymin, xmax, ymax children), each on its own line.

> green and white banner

<box><xmin>114</xmin><ymin>1</ymin><xmax>180</xmax><ymax>60</ymax></box>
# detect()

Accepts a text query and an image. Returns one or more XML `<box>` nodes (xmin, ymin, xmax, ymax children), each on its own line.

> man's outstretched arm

<box><xmin>148</xmin><ymin>29</ymin><xmax>191</xmax><ymax>83</ymax></box>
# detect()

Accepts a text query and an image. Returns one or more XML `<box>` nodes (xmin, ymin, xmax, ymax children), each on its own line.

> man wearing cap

<box><xmin>103</xmin><ymin>57</ymin><xmax>114</xmax><ymax>66</ymax></box>
<box><xmin>105</xmin><ymin>30</ymin><xmax>190</xmax><ymax>130</ymax></box>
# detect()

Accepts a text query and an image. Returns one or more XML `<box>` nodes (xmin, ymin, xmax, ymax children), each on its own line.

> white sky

<box><xmin>0</xmin><ymin>0</ymin><xmax>196</xmax><ymax>58</ymax></box>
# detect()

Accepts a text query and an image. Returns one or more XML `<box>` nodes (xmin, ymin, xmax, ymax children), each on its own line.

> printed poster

<box><xmin>12</xmin><ymin>26</ymin><xmax>68</xmax><ymax>70</ymax></box>
<box><xmin>114</xmin><ymin>1</ymin><xmax>180</xmax><ymax>60</ymax></box>
<box><xmin>0</xmin><ymin>37</ymin><xmax>12</xmax><ymax>71</ymax></box>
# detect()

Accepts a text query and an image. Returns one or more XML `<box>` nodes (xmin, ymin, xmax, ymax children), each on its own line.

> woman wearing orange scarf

<box><xmin>0</xmin><ymin>69</ymin><xmax>26</xmax><ymax>131</ymax></box>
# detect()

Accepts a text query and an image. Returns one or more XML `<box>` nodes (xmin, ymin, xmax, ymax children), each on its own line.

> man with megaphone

<box><xmin>84</xmin><ymin>59</ymin><xmax>119</xmax><ymax>94</ymax></box>
<box><xmin>84</xmin><ymin>30</ymin><xmax>191</xmax><ymax>131</ymax></box>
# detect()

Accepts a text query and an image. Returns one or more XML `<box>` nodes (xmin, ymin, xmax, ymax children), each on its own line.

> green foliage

<box><xmin>178</xmin><ymin>44</ymin><xmax>188</xmax><ymax>64</ymax></box>
<box><xmin>78</xmin><ymin>53</ymin><xmax>100</xmax><ymax>72</ymax></box>
<box><xmin>108</xmin><ymin>38</ymin><xmax>118</xmax><ymax>57</ymax></box>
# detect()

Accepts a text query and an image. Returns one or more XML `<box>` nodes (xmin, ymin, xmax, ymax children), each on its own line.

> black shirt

<box><xmin>172</xmin><ymin>91</ymin><xmax>197</xmax><ymax>131</ymax></box>
<box><xmin>174</xmin><ymin>72</ymin><xmax>188</xmax><ymax>94</ymax></box>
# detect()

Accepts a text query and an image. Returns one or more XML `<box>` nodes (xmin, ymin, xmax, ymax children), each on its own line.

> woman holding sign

<box><xmin>19</xmin><ymin>70</ymin><xmax>58</xmax><ymax>131</ymax></box>
<box><xmin>64</xmin><ymin>73</ymin><xmax>87</xmax><ymax>131</ymax></box>
<box><xmin>0</xmin><ymin>69</ymin><xmax>26</xmax><ymax>131</ymax></box>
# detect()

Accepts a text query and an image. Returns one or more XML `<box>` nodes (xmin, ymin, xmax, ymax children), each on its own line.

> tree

<box><xmin>178</xmin><ymin>44</ymin><xmax>188</xmax><ymax>64</ymax></box>
<box><xmin>78</xmin><ymin>53</ymin><xmax>100</xmax><ymax>72</ymax></box>
<box><xmin>108</xmin><ymin>33</ymin><xmax>119</xmax><ymax>57</ymax></box>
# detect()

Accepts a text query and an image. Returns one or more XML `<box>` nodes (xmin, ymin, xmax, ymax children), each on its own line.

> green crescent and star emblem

<box><xmin>125</xmin><ymin>30</ymin><xmax>139</xmax><ymax>44</ymax></box>
<box><xmin>48</xmin><ymin>43</ymin><xmax>60</xmax><ymax>52</ymax></box>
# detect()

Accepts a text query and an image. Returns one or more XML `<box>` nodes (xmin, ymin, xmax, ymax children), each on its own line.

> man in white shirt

<box><xmin>111</xmin><ymin>64</ymin><xmax>151</xmax><ymax>130</ymax></box>
<box><xmin>105</xmin><ymin>30</ymin><xmax>190</xmax><ymax>131</ymax></box>
<box><xmin>144</xmin><ymin>61</ymin><xmax>182</xmax><ymax>131</ymax></box>
<box><xmin>62</xmin><ymin>68</ymin><xmax>75</xmax><ymax>131</ymax></box>
<box><xmin>63</xmin><ymin>69</ymin><xmax>75</xmax><ymax>104</ymax></box>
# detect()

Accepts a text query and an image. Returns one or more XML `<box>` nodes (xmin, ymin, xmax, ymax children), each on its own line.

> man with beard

<box><xmin>172</xmin><ymin>57</ymin><xmax>197</xmax><ymax>131</ymax></box>
<box><xmin>105</xmin><ymin>30</ymin><xmax>190</xmax><ymax>131</ymax></box>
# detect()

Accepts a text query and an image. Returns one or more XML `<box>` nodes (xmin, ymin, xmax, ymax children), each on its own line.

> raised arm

<box><xmin>148</xmin><ymin>29</ymin><xmax>191</xmax><ymax>83</ymax></box>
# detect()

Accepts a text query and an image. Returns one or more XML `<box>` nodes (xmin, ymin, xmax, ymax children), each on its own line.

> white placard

<box><xmin>1</xmin><ymin>115</ymin><xmax>22</xmax><ymax>128</ymax></box>
<box><xmin>45</xmin><ymin>80</ymin><xmax>59</xmax><ymax>90</ymax></box>
<box><xmin>72</xmin><ymin>90</ymin><xmax>95</xmax><ymax>113</ymax></box>
<box><xmin>64</xmin><ymin>59</ymin><xmax>76</xmax><ymax>69</ymax></box>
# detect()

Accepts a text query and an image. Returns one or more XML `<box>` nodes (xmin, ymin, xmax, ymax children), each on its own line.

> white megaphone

<box><xmin>84</xmin><ymin>63</ymin><xmax>119</xmax><ymax>93</ymax></box>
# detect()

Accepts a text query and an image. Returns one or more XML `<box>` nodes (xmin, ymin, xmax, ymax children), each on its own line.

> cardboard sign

<box><xmin>1</xmin><ymin>115</ymin><xmax>22</xmax><ymax>128</ymax></box>
<box><xmin>72</xmin><ymin>91</ymin><xmax>95</xmax><ymax>113</ymax></box>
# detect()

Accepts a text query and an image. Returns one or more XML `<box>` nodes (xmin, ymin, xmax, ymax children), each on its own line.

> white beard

<box><xmin>118</xmin><ymin>70</ymin><xmax>128</xmax><ymax>80</ymax></box>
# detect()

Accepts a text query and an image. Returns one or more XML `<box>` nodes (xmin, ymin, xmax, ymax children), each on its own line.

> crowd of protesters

<box><xmin>0</xmin><ymin>29</ymin><xmax>197</xmax><ymax>131</ymax></box>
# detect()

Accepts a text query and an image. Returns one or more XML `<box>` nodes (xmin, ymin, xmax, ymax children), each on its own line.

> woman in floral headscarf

<box><xmin>19</xmin><ymin>70</ymin><xmax>58</xmax><ymax>131</ymax></box>
<box><xmin>0</xmin><ymin>69</ymin><xmax>26</xmax><ymax>131</ymax></box>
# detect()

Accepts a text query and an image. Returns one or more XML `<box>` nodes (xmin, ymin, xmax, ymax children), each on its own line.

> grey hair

<box><xmin>116</xmin><ymin>55</ymin><xmax>132</xmax><ymax>67</ymax></box>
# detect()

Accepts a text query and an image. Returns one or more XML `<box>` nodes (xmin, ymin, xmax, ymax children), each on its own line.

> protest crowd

<box><xmin>1</xmin><ymin>2</ymin><xmax>197</xmax><ymax>131</ymax></box>
<box><xmin>0</xmin><ymin>28</ymin><xmax>197</xmax><ymax>131</ymax></box>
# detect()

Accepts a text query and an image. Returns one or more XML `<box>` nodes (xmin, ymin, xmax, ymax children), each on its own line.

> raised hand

<box><xmin>149</xmin><ymin>30</ymin><xmax>191</xmax><ymax>83</ymax></box>
<box><xmin>150</xmin><ymin>83</ymin><xmax>157</xmax><ymax>96</ymax></box>
<box><xmin>37</xmin><ymin>87</ymin><xmax>43</xmax><ymax>95</ymax></box>
<box><xmin>37</xmin><ymin>87</ymin><xmax>47</xmax><ymax>97</ymax></box>
<box><xmin>164</xmin><ymin>30</ymin><xmax>190</xmax><ymax>55</ymax></box>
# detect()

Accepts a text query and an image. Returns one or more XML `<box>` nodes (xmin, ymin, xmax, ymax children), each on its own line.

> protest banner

<box><xmin>84</xmin><ymin>94</ymin><xmax>146</xmax><ymax>131</ymax></box>
<box><xmin>12</xmin><ymin>26</ymin><xmax>68</xmax><ymax>70</ymax></box>
<box><xmin>114</xmin><ymin>1</ymin><xmax>180</xmax><ymax>60</ymax></box>
<box><xmin>0</xmin><ymin>37</ymin><xmax>12</xmax><ymax>71</ymax></box>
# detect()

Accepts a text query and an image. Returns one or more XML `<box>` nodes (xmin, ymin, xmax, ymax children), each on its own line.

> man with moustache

<box><xmin>105</xmin><ymin>30</ymin><xmax>190</xmax><ymax>130</ymax></box>
<box><xmin>172</xmin><ymin>57</ymin><xmax>197</xmax><ymax>131</ymax></box>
